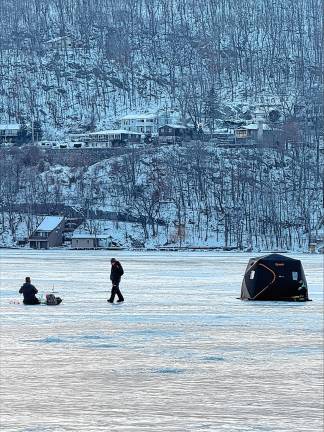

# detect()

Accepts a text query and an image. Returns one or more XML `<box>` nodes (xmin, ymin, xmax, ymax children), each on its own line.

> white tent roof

<box><xmin>37</xmin><ymin>216</ymin><xmax>64</xmax><ymax>232</ymax></box>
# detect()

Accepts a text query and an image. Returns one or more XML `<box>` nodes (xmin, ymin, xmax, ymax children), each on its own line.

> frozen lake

<box><xmin>0</xmin><ymin>250</ymin><xmax>323</xmax><ymax>432</ymax></box>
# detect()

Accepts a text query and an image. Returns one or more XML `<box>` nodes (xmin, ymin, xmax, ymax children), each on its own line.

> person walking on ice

<box><xmin>108</xmin><ymin>258</ymin><xmax>124</xmax><ymax>303</ymax></box>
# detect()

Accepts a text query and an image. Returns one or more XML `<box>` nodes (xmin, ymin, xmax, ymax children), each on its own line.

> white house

<box><xmin>119</xmin><ymin>113</ymin><xmax>159</xmax><ymax>134</ymax></box>
<box><xmin>0</xmin><ymin>124</ymin><xmax>20</xmax><ymax>143</ymax></box>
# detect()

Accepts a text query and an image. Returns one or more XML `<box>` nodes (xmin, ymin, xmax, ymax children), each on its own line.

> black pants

<box><xmin>108</xmin><ymin>283</ymin><xmax>124</xmax><ymax>302</ymax></box>
<box><xmin>23</xmin><ymin>298</ymin><xmax>40</xmax><ymax>305</ymax></box>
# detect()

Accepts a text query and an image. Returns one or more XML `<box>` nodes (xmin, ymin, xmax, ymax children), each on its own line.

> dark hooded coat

<box><xmin>110</xmin><ymin>261</ymin><xmax>124</xmax><ymax>284</ymax></box>
<box><xmin>19</xmin><ymin>283</ymin><xmax>39</xmax><ymax>304</ymax></box>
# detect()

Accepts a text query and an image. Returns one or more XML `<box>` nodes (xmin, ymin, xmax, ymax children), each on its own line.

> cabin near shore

<box><xmin>71</xmin><ymin>233</ymin><xmax>117</xmax><ymax>249</ymax></box>
<box><xmin>29</xmin><ymin>216</ymin><xmax>65</xmax><ymax>249</ymax></box>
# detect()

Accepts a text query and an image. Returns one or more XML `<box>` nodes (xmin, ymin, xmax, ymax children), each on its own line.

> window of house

<box><xmin>250</xmin><ymin>270</ymin><xmax>255</xmax><ymax>279</ymax></box>
<box><xmin>292</xmin><ymin>272</ymin><xmax>298</xmax><ymax>281</ymax></box>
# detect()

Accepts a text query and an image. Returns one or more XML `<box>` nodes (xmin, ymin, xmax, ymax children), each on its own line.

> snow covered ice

<box><xmin>0</xmin><ymin>250</ymin><xmax>323</xmax><ymax>431</ymax></box>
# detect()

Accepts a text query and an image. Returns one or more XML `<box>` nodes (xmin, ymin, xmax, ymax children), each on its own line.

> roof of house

<box><xmin>159</xmin><ymin>124</ymin><xmax>188</xmax><ymax>129</ymax></box>
<box><xmin>72</xmin><ymin>233</ymin><xmax>112</xmax><ymax>239</ymax></box>
<box><xmin>120</xmin><ymin>113</ymin><xmax>157</xmax><ymax>120</ymax></box>
<box><xmin>88</xmin><ymin>129</ymin><xmax>142</xmax><ymax>136</ymax></box>
<box><xmin>239</xmin><ymin>123</ymin><xmax>272</xmax><ymax>131</ymax></box>
<box><xmin>45</xmin><ymin>36</ymin><xmax>70</xmax><ymax>44</ymax></box>
<box><xmin>0</xmin><ymin>123</ymin><xmax>20</xmax><ymax>130</ymax></box>
<box><xmin>37</xmin><ymin>216</ymin><xmax>64</xmax><ymax>232</ymax></box>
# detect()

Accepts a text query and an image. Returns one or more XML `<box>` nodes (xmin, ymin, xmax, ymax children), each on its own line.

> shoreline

<box><xmin>0</xmin><ymin>245</ymin><xmax>320</xmax><ymax>254</ymax></box>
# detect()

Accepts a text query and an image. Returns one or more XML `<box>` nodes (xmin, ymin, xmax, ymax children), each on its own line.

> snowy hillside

<box><xmin>0</xmin><ymin>0</ymin><xmax>322</xmax><ymax>133</ymax></box>
<box><xmin>1</xmin><ymin>142</ymin><xmax>322</xmax><ymax>251</ymax></box>
<box><xmin>0</xmin><ymin>0</ymin><xmax>322</xmax><ymax>251</ymax></box>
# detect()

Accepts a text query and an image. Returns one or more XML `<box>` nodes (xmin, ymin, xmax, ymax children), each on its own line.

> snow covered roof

<box><xmin>37</xmin><ymin>216</ymin><xmax>64</xmax><ymax>232</ymax></box>
<box><xmin>247</xmin><ymin>123</ymin><xmax>271</xmax><ymax>130</ymax></box>
<box><xmin>45</xmin><ymin>36</ymin><xmax>70</xmax><ymax>43</ymax></box>
<box><xmin>213</xmin><ymin>128</ymin><xmax>234</xmax><ymax>134</ymax></box>
<box><xmin>160</xmin><ymin>124</ymin><xmax>188</xmax><ymax>129</ymax></box>
<box><xmin>240</xmin><ymin>123</ymin><xmax>271</xmax><ymax>131</ymax></box>
<box><xmin>72</xmin><ymin>233</ymin><xmax>112</xmax><ymax>239</ymax></box>
<box><xmin>0</xmin><ymin>123</ymin><xmax>20</xmax><ymax>130</ymax></box>
<box><xmin>88</xmin><ymin>129</ymin><xmax>142</xmax><ymax>136</ymax></box>
<box><xmin>120</xmin><ymin>113</ymin><xmax>157</xmax><ymax>120</ymax></box>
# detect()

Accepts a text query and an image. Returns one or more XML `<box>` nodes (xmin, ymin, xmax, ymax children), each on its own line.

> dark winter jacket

<box><xmin>110</xmin><ymin>261</ymin><xmax>124</xmax><ymax>283</ymax></box>
<box><xmin>19</xmin><ymin>283</ymin><xmax>38</xmax><ymax>302</ymax></box>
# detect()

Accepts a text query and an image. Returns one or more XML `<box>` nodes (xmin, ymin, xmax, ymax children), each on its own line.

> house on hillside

<box><xmin>235</xmin><ymin>122</ymin><xmax>272</xmax><ymax>142</ymax></box>
<box><xmin>87</xmin><ymin>129</ymin><xmax>142</xmax><ymax>147</ymax></box>
<box><xmin>45</xmin><ymin>36</ymin><xmax>74</xmax><ymax>50</ymax></box>
<box><xmin>29</xmin><ymin>216</ymin><xmax>65</xmax><ymax>249</ymax></box>
<box><xmin>0</xmin><ymin>124</ymin><xmax>20</xmax><ymax>144</ymax></box>
<box><xmin>120</xmin><ymin>113</ymin><xmax>159</xmax><ymax>134</ymax></box>
<box><xmin>119</xmin><ymin>110</ymin><xmax>182</xmax><ymax>136</ymax></box>
<box><xmin>158</xmin><ymin>124</ymin><xmax>193</xmax><ymax>144</ymax></box>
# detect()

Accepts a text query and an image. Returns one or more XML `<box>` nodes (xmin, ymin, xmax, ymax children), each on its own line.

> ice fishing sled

<box><xmin>44</xmin><ymin>294</ymin><xmax>62</xmax><ymax>305</ymax></box>
<box><xmin>240</xmin><ymin>253</ymin><xmax>310</xmax><ymax>301</ymax></box>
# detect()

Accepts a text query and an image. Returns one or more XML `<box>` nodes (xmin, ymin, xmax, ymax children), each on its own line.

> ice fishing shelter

<box><xmin>240</xmin><ymin>254</ymin><xmax>309</xmax><ymax>301</ymax></box>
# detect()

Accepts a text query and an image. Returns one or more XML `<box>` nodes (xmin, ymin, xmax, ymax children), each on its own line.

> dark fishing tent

<box><xmin>240</xmin><ymin>253</ymin><xmax>309</xmax><ymax>301</ymax></box>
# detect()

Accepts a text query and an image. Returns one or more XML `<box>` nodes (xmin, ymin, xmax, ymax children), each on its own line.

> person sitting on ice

<box><xmin>19</xmin><ymin>277</ymin><xmax>40</xmax><ymax>305</ymax></box>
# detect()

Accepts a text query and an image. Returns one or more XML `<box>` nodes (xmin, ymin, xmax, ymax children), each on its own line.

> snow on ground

<box><xmin>0</xmin><ymin>250</ymin><xmax>323</xmax><ymax>431</ymax></box>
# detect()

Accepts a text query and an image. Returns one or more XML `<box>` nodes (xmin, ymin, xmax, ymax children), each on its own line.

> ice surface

<box><xmin>0</xmin><ymin>250</ymin><xmax>323</xmax><ymax>431</ymax></box>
